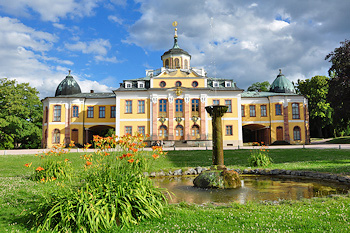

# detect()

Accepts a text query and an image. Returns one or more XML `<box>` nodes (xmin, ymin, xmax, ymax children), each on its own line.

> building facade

<box><xmin>42</xmin><ymin>28</ymin><xmax>309</xmax><ymax>148</ymax></box>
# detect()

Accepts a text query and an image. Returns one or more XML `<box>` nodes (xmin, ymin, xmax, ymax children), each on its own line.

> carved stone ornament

<box><xmin>200</xmin><ymin>95</ymin><xmax>207</xmax><ymax>103</ymax></box>
<box><xmin>159</xmin><ymin>117</ymin><xmax>166</xmax><ymax>124</ymax></box>
<box><xmin>175</xmin><ymin>87</ymin><xmax>182</xmax><ymax>96</ymax></box>
<box><xmin>184</xmin><ymin>95</ymin><xmax>190</xmax><ymax>103</ymax></box>
<box><xmin>151</xmin><ymin>96</ymin><xmax>158</xmax><ymax>104</ymax></box>
<box><xmin>175</xmin><ymin>117</ymin><xmax>182</xmax><ymax>124</ymax></box>
<box><xmin>192</xmin><ymin>115</ymin><xmax>199</xmax><ymax>123</ymax></box>
<box><xmin>168</xmin><ymin>96</ymin><xmax>174</xmax><ymax>103</ymax></box>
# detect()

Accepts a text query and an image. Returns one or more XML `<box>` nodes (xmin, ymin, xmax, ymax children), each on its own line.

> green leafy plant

<box><xmin>29</xmin><ymin>134</ymin><xmax>167</xmax><ymax>232</ymax></box>
<box><xmin>248</xmin><ymin>144</ymin><xmax>273</xmax><ymax>167</ymax></box>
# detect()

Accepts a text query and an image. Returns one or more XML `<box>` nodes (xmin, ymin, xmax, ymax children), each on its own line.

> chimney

<box><xmin>90</xmin><ymin>90</ymin><xmax>94</xmax><ymax>93</ymax></box>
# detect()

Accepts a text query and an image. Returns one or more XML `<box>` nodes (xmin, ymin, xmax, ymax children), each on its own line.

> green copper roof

<box><xmin>55</xmin><ymin>73</ymin><xmax>82</xmax><ymax>97</ymax></box>
<box><xmin>270</xmin><ymin>70</ymin><xmax>295</xmax><ymax>94</ymax></box>
<box><xmin>161</xmin><ymin>36</ymin><xmax>191</xmax><ymax>58</ymax></box>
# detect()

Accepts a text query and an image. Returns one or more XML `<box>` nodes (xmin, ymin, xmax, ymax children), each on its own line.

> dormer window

<box><xmin>213</xmin><ymin>81</ymin><xmax>219</xmax><ymax>87</ymax></box>
<box><xmin>125</xmin><ymin>81</ymin><xmax>132</xmax><ymax>88</ymax></box>
<box><xmin>225</xmin><ymin>81</ymin><xmax>232</xmax><ymax>87</ymax></box>
<box><xmin>138</xmin><ymin>81</ymin><xmax>145</xmax><ymax>88</ymax></box>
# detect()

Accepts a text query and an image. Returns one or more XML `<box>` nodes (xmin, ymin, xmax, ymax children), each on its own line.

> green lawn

<box><xmin>0</xmin><ymin>149</ymin><xmax>349</xmax><ymax>232</ymax></box>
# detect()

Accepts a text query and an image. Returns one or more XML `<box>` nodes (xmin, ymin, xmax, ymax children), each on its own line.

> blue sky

<box><xmin>0</xmin><ymin>0</ymin><xmax>349</xmax><ymax>98</ymax></box>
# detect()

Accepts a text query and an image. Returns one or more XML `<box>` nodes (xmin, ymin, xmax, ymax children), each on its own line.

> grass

<box><xmin>0</xmin><ymin>148</ymin><xmax>350</xmax><ymax>232</ymax></box>
<box><xmin>326</xmin><ymin>136</ymin><xmax>350</xmax><ymax>144</ymax></box>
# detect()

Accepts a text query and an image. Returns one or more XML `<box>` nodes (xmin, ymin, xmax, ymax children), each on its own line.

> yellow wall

<box><xmin>119</xmin><ymin>99</ymin><xmax>150</xmax><ymax>119</ymax></box>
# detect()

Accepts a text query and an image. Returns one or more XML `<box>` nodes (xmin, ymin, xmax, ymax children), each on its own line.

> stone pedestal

<box><xmin>193</xmin><ymin>105</ymin><xmax>241</xmax><ymax>189</ymax></box>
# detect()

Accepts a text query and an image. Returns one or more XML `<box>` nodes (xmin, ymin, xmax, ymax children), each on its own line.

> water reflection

<box><xmin>152</xmin><ymin>175</ymin><xmax>349</xmax><ymax>204</ymax></box>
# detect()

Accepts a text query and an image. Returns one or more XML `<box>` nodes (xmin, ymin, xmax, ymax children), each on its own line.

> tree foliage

<box><xmin>0</xmin><ymin>78</ymin><xmax>43</xmax><ymax>149</ymax></box>
<box><xmin>325</xmin><ymin>39</ymin><xmax>350</xmax><ymax>129</ymax></box>
<box><xmin>247</xmin><ymin>81</ymin><xmax>270</xmax><ymax>92</ymax></box>
<box><xmin>296</xmin><ymin>76</ymin><xmax>333</xmax><ymax>137</ymax></box>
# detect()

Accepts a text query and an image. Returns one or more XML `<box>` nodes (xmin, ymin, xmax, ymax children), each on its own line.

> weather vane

<box><xmin>172</xmin><ymin>21</ymin><xmax>178</xmax><ymax>37</ymax></box>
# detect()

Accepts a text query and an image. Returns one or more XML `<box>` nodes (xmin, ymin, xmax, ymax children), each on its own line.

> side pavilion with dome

<box><xmin>41</xmin><ymin>26</ymin><xmax>309</xmax><ymax>148</ymax></box>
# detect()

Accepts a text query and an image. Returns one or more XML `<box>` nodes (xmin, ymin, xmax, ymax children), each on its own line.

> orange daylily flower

<box><xmin>24</xmin><ymin>162</ymin><xmax>32</xmax><ymax>167</ymax></box>
<box><xmin>86</xmin><ymin>161</ymin><xmax>92</xmax><ymax>166</ymax></box>
<box><xmin>152</xmin><ymin>154</ymin><xmax>159</xmax><ymax>159</ymax></box>
<box><xmin>64</xmin><ymin>158</ymin><xmax>69</xmax><ymax>162</ymax></box>
<box><xmin>128</xmin><ymin>158</ymin><xmax>134</xmax><ymax>163</ymax></box>
<box><xmin>36</xmin><ymin>166</ymin><xmax>45</xmax><ymax>171</ymax></box>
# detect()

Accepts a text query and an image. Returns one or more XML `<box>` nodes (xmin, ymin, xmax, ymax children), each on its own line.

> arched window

<box><xmin>293</xmin><ymin>126</ymin><xmax>301</xmax><ymax>141</ymax></box>
<box><xmin>184</xmin><ymin>60</ymin><xmax>188</xmax><ymax>69</ymax></box>
<box><xmin>174</xmin><ymin>58</ymin><xmax>180</xmax><ymax>68</ymax></box>
<box><xmin>191</xmin><ymin>125</ymin><xmax>200</xmax><ymax>139</ymax></box>
<box><xmin>165</xmin><ymin>59</ymin><xmax>169</xmax><ymax>68</ymax></box>
<box><xmin>159</xmin><ymin>125</ymin><xmax>168</xmax><ymax>139</ymax></box>
<box><xmin>175</xmin><ymin>81</ymin><xmax>182</xmax><ymax>87</ymax></box>
<box><xmin>175</xmin><ymin>125</ymin><xmax>184</xmax><ymax>140</ymax></box>
<box><xmin>53</xmin><ymin>129</ymin><xmax>60</xmax><ymax>144</ymax></box>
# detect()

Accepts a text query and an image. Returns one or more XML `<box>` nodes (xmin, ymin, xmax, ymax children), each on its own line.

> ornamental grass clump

<box><xmin>29</xmin><ymin>134</ymin><xmax>167</xmax><ymax>232</ymax></box>
<box><xmin>248</xmin><ymin>143</ymin><xmax>273</xmax><ymax>167</ymax></box>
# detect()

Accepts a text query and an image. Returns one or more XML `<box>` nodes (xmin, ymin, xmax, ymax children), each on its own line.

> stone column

<box><xmin>205</xmin><ymin>105</ymin><xmax>228</xmax><ymax>170</ymax></box>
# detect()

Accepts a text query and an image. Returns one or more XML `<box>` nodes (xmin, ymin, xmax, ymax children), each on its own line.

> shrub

<box><xmin>29</xmin><ymin>134</ymin><xmax>167</xmax><ymax>232</ymax></box>
<box><xmin>248</xmin><ymin>144</ymin><xmax>273</xmax><ymax>167</ymax></box>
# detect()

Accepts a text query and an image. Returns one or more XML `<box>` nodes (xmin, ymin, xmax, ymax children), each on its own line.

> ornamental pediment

<box><xmin>156</xmin><ymin>69</ymin><xmax>200</xmax><ymax>78</ymax></box>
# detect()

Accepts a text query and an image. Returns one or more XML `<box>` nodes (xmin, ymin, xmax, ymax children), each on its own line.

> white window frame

<box><xmin>125</xmin><ymin>81</ymin><xmax>132</xmax><ymax>88</ymax></box>
<box><xmin>225</xmin><ymin>81</ymin><xmax>232</xmax><ymax>87</ymax></box>
<box><xmin>213</xmin><ymin>81</ymin><xmax>219</xmax><ymax>87</ymax></box>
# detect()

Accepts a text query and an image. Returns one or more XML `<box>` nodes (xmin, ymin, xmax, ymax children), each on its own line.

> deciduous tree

<box><xmin>325</xmin><ymin>39</ymin><xmax>350</xmax><ymax>129</ymax></box>
<box><xmin>0</xmin><ymin>78</ymin><xmax>42</xmax><ymax>149</ymax></box>
<box><xmin>247</xmin><ymin>81</ymin><xmax>270</xmax><ymax>92</ymax></box>
<box><xmin>296</xmin><ymin>76</ymin><xmax>332</xmax><ymax>137</ymax></box>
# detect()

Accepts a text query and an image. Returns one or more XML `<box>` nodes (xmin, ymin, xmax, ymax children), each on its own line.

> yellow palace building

<box><xmin>42</xmin><ymin>25</ymin><xmax>310</xmax><ymax>148</ymax></box>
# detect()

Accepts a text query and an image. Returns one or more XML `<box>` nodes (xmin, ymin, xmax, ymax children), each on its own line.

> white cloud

<box><xmin>65</xmin><ymin>39</ymin><xmax>111</xmax><ymax>55</ymax></box>
<box><xmin>108</xmin><ymin>15</ymin><xmax>123</xmax><ymax>25</ymax></box>
<box><xmin>124</xmin><ymin>0</ymin><xmax>350</xmax><ymax>89</ymax></box>
<box><xmin>0</xmin><ymin>16</ymin><xmax>111</xmax><ymax>98</ymax></box>
<box><xmin>0</xmin><ymin>0</ymin><xmax>101</xmax><ymax>22</ymax></box>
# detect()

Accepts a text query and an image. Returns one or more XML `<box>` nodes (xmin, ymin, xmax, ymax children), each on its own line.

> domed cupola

<box><xmin>161</xmin><ymin>21</ymin><xmax>191</xmax><ymax>69</ymax></box>
<box><xmin>270</xmin><ymin>69</ymin><xmax>296</xmax><ymax>93</ymax></box>
<box><xmin>55</xmin><ymin>70</ymin><xmax>82</xmax><ymax>97</ymax></box>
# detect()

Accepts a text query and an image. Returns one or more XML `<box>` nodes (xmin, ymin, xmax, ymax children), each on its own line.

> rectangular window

<box><xmin>213</xmin><ymin>99</ymin><xmax>220</xmax><ymax>105</ymax></box>
<box><xmin>292</xmin><ymin>103</ymin><xmax>300</xmax><ymax>119</ymax></box>
<box><xmin>261</xmin><ymin>105</ymin><xmax>267</xmax><ymax>117</ymax></box>
<box><xmin>72</xmin><ymin>106</ymin><xmax>79</xmax><ymax>118</ymax></box>
<box><xmin>99</xmin><ymin>106</ymin><xmax>105</xmax><ymax>118</ymax></box>
<box><xmin>191</xmin><ymin>99</ymin><xmax>199</xmax><ymax>112</ymax></box>
<box><xmin>175</xmin><ymin>99</ymin><xmax>183</xmax><ymax>112</ymax></box>
<box><xmin>87</xmin><ymin>106</ymin><xmax>94</xmax><ymax>118</ymax></box>
<box><xmin>138</xmin><ymin>100</ymin><xmax>145</xmax><ymax>113</ymax></box>
<box><xmin>225</xmin><ymin>100</ymin><xmax>232</xmax><ymax>113</ymax></box>
<box><xmin>241</xmin><ymin>105</ymin><xmax>245</xmax><ymax>117</ymax></box>
<box><xmin>125</xmin><ymin>100</ymin><xmax>132</xmax><ymax>113</ymax></box>
<box><xmin>159</xmin><ymin>99</ymin><xmax>167</xmax><ymax>117</ymax></box>
<box><xmin>137</xmin><ymin>126</ymin><xmax>145</xmax><ymax>135</ymax></box>
<box><xmin>110</xmin><ymin>106</ymin><xmax>116</xmax><ymax>118</ymax></box>
<box><xmin>125</xmin><ymin>126</ymin><xmax>132</xmax><ymax>135</ymax></box>
<box><xmin>226</xmin><ymin>125</ymin><xmax>233</xmax><ymax>135</ymax></box>
<box><xmin>53</xmin><ymin>105</ymin><xmax>61</xmax><ymax>121</ymax></box>
<box><xmin>275</xmin><ymin>104</ymin><xmax>282</xmax><ymax>116</ymax></box>
<box><xmin>250</xmin><ymin>105</ymin><xmax>256</xmax><ymax>117</ymax></box>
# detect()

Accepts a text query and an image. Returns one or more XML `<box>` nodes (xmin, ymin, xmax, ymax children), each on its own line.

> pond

<box><xmin>152</xmin><ymin>175</ymin><xmax>350</xmax><ymax>204</ymax></box>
